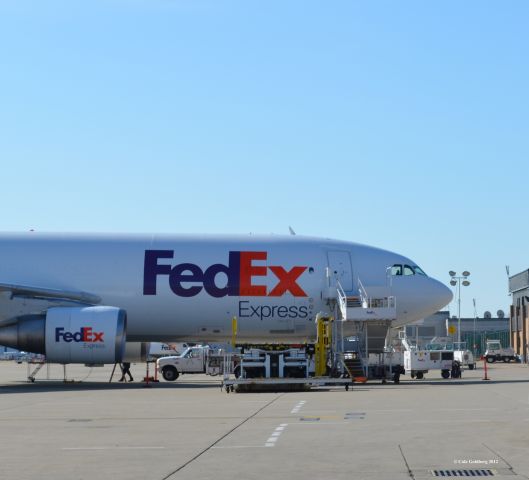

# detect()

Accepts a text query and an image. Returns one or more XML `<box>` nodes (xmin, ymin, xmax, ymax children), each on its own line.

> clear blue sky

<box><xmin>1</xmin><ymin>1</ymin><xmax>527</xmax><ymax>318</ymax></box>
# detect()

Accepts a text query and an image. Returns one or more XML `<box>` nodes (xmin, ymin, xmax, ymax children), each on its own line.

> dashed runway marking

<box><xmin>265</xmin><ymin>423</ymin><xmax>288</xmax><ymax>447</ymax></box>
<box><xmin>290</xmin><ymin>400</ymin><xmax>306</xmax><ymax>414</ymax></box>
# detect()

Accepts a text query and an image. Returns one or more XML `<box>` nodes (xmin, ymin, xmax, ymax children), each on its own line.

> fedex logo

<box><xmin>55</xmin><ymin>327</ymin><xmax>104</xmax><ymax>343</ymax></box>
<box><xmin>143</xmin><ymin>250</ymin><xmax>308</xmax><ymax>298</ymax></box>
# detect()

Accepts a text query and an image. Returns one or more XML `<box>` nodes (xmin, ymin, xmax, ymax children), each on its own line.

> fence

<box><xmin>460</xmin><ymin>331</ymin><xmax>511</xmax><ymax>357</ymax></box>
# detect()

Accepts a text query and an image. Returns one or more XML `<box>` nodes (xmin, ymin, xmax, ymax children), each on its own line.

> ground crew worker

<box><xmin>119</xmin><ymin>362</ymin><xmax>133</xmax><ymax>382</ymax></box>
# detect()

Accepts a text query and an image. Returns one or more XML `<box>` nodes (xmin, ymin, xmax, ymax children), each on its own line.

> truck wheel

<box><xmin>161</xmin><ymin>366</ymin><xmax>179</xmax><ymax>382</ymax></box>
<box><xmin>486</xmin><ymin>356</ymin><xmax>495</xmax><ymax>363</ymax></box>
<box><xmin>502</xmin><ymin>356</ymin><xmax>511</xmax><ymax>363</ymax></box>
<box><xmin>416</xmin><ymin>372</ymin><xmax>424</xmax><ymax>380</ymax></box>
<box><xmin>468</xmin><ymin>363</ymin><xmax>475</xmax><ymax>370</ymax></box>
<box><xmin>441</xmin><ymin>370</ymin><xmax>450</xmax><ymax>379</ymax></box>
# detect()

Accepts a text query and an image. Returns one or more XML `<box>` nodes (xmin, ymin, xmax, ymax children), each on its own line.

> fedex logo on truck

<box><xmin>143</xmin><ymin>250</ymin><xmax>308</xmax><ymax>298</ymax></box>
<box><xmin>55</xmin><ymin>327</ymin><xmax>104</xmax><ymax>343</ymax></box>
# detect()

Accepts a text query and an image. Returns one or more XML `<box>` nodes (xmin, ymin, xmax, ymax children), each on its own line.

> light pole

<box><xmin>472</xmin><ymin>298</ymin><xmax>477</xmax><ymax>356</ymax></box>
<box><xmin>449</xmin><ymin>271</ymin><xmax>471</xmax><ymax>344</ymax></box>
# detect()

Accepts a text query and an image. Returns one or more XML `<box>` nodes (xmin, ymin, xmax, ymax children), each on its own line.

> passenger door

<box><xmin>327</xmin><ymin>250</ymin><xmax>353</xmax><ymax>292</ymax></box>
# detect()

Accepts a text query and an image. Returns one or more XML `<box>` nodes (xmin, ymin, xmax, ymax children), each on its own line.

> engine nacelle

<box><xmin>46</xmin><ymin>306</ymin><xmax>126</xmax><ymax>363</ymax></box>
<box><xmin>0</xmin><ymin>306</ymin><xmax>127</xmax><ymax>364</ymax></box>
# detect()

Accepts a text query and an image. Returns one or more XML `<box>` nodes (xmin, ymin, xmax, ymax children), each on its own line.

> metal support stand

<box><xmin>27</xmin><ymin>362</ymin><xmax>45</xmax><ymax>383</ymax></box>
<box><xmin>109</xmin><ymin>363</ymin><xmax>119</xmax><ymax>383</ymax></box>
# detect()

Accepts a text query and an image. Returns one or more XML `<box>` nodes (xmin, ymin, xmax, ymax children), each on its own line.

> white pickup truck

<box><xmin>157</xmin><ymin>346</ymin><xmax>224</xmax><ymax>381</ymax></box>
<box><xmin>484</xmin><ymin>340</ymin><xmax>516</xmax><ymax>363</ymax></box>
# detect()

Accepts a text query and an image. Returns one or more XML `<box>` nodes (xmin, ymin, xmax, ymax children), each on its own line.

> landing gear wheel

<box><xmin>416</xmin><ymin>372</ymin><xmax>424</xmax><ymax>380</ymax></box>
<box><xmin>441</xmin><ymin>369</ymin><xmax>450</xmax><ymax>379</ymax></box>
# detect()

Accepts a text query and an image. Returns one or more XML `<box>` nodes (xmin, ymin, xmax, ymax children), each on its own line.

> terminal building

<box><xmin>406</xmin><ymin>310</ymin><xmax>509</xmax><ymax>355</ymax></box>
<box><xmin>509</xmin><ymin>269</ymin><xmax>529</xmax><ymax>359</ymax></box>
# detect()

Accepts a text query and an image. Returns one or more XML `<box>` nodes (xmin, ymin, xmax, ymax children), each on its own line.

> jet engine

<box><xmin>0</xmin><ymin>306</ymin><xmax>126</xmax><ymax>364</ymax></box>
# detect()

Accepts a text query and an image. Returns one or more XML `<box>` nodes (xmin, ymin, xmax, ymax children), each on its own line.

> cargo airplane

<box><xmin>0</xmin><ymin>233</ymin><xmax>452</xmax><ymax>364</ymax></box>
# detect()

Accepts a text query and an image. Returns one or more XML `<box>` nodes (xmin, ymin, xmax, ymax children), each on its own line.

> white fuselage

<box><xmin>0</xmin><ymin>233</ymin><xmax>452</xmax><ymax>343</ymax></box>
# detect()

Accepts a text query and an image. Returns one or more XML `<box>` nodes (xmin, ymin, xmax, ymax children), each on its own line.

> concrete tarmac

<box><xmin>1</xmin><ymin>361</ymin><xmax>529</xmax><ymax>480</ymax></box>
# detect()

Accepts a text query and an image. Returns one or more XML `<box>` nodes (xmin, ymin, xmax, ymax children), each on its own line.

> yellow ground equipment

<box><xmin>315</xmin><ymin>313</ymin><xmax>333</xmax><ymax>377</ymax></box>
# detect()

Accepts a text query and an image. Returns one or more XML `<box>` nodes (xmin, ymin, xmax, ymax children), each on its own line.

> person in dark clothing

<box><xmin>119</xmin><ymin>362</ymin><xmax>133</xmax><ymax>382</ymax></box>
<box><xmin>451</xmin><ymin>361</ymin><xmax>462</xmax><ymax>379</ymax></box>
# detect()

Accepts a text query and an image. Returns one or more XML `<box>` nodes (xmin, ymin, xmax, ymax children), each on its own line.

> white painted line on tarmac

<box><xmin>290</xmin><ymin>400</ymin><xmax>307</xmax><ymax>414</ymax></box>
<box><xmin>263</xmin><ymin>423</ymin><xmax>289</xmax><ymax>447</ymax></box>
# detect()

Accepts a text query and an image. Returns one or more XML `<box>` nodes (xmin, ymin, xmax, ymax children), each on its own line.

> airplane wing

<box><xmin>0</xmin><ymin>282</ymin><xmax>101</xmax><ymax>305</ymax></box>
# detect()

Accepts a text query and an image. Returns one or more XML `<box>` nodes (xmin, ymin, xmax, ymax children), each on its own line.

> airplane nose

<box><xmin>431</xmin><ymin>278</ymin><xmax>453</xmax><ymax>310</ymax></box>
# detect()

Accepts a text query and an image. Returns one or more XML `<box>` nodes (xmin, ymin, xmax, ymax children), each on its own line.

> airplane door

<box><xmin>327</xmin><ymin>250</ymin><xmax>353</xmax><ymax>291</ymax></box>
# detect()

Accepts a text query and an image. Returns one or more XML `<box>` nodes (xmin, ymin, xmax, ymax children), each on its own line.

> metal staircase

<box><xmin>334</xmin><ymin>279</ymin><xmax>398</xmax><ymax>378</ymax></box>
<box><xmin>341</xmin><ymin>352</ymin><xmax>366</xmax><ymax>379</ymax></box>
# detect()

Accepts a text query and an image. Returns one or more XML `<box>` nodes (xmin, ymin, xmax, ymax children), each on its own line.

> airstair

<box><xmin>342</xmin><ymin>352</ymin><xmax>365</xmax><ymax>379</ymax></box>
<box><xmin>335</xmin><ymin>280</ymin><xmax>397</xmax><ymax>378</ymax></box>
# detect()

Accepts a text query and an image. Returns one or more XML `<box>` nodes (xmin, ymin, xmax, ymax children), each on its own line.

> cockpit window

<box><xmin>391</xmin><ymin>264</ymin><xmax>427</xmax><ymax>276</ymax></box>
<box><xmin>413</xmin><ymin>265</ymin><xmax>427</xmax><ymax>276</ymax></box>
<box><xmin>403</xmin><ymin>265</ymin><xmax>415</xmax><ymax>276</ymax></box>
<box><xmin>391</xmin><ymin>265</ymin><xmax>403</xmax><ymax>276</ymax></box>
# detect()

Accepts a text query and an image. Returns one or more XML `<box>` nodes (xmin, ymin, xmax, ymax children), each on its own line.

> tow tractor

<box><xmin>484</xmin><ymin>340</ymin><xmax>516</xmax><ymax>363</ymax></box>
<box><xmin>453</xmin><ymin>341</ymin><xmax>476</xmax><ymax>370</ymax></box>
<box><xmin>426</xmin><ymin>337</ymin><xmax>476</xmax><ymax>370</ymax></box>
<box><xmin>387</xmin><ymin>332</ymin><xmax>454</xmax><ymax>379</ymax></box>
<box><xmin>406</xmin><ymin>346</ymin><xmax>453</xmax><ymax>379</ymax></box>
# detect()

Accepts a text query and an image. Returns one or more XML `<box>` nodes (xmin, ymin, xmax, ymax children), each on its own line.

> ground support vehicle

<box><xmin>221</xmin><ymin>348</ymin><xmax>353</xmax><ymax>392</ymax></box>
<box><xmin>453</xmin><ymin>345</ymin><xmax>476</xmax><ymax>370</ymax></box>
<box><xmin>392</xmin><ymin>333</ymin><xmax>455</xmax><ymax>379</ymax></box>
<box><xmin>484</xmin><ymin>340</ymin><xmax>516</xmax><ymax>363</ymax></box>
<box><xmin>426</xmin><ymin>338</ymin><xmax>476</xmax><ymax>370</ymax></box>
<box><xmin>404</xmin><ymin>349</ymin><xmax>454</xmax><ymax>379</ymax></box>
<box><xmin>366</xmin><ymin>352</ymin><xmax>405</xmax><ymax>382</ymax></box>
<box><xmin>157</xmin><ymin>346</ymin><xmax>227</xmax><ymax>381</ymax></box>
